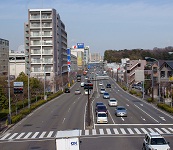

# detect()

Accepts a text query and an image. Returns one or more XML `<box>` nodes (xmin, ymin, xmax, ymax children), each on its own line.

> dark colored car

<box><xmin>95</xmin><ymin>102</ymin><xmax>104</xmax><ymax>107</ymax></box>
<box><xmin>106</xmin><ymin>83</ymin><xmax>111</xmax><ymax>88</ymax></box>
<box><xmin>95</xmin><ymin>105</ymin><xmax>108</xmax><ymax>116</ymax></box>
<box><xmin>64</xmin><ymin>88</ymin><xmax>70</xmax><ymax>93</ymax></box>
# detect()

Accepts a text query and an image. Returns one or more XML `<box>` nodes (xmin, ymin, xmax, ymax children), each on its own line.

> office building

<box><xmin>24</xmin><ymin>8</ymin><xmax>67</xmax><ymax>92</ymax></box>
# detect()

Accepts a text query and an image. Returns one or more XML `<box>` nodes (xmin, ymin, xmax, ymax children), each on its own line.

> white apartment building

<box><xmin>25</xmin><ymin>8</ymin><xmax>67</xmax><ymax>93</ymax></box>
<box><xmin>90</xmin><ymin>52</ymin><xmax>101</xmax><ymax>62</ymax></box>
<box><xmin>0</xmin><ymin>38</ymin><xmax>9</xmax><ymax>76</ymax></box>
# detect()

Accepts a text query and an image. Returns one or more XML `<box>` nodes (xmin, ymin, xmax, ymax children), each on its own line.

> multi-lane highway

<box><xmin>0</xmin><ymin>70</ymin><xmax>173</xmax><ymax>149</ymax></box>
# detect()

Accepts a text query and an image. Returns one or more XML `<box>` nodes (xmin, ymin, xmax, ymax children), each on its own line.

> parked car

<box><xmin>103</xmin><ymin>92</ymin><xmax>110</xmax><ymax>99</ymax></box>
<box><xmin>64</xmin><ymin>88</ymin><xmax>70</xmax><ymax>93</ymax></box>
<box><xmin>95</xmin><ymin>105</ymin><xmax>108</xmax><ymax>116</ymax></box>
<box><xmin>97</xmin><ymin>112</ymin><xmax>108</xmax><ymax>124</ymax></box>
<box><xmin>108</xmin><ymin>98</ymin><xmax>118</xmax><ymax>106</ymax></box>
<box><xmin>100</xmin><ymin>88</ymin><xmax>106</xmax><ymax>94</ymax></box>
<box><xmin>143</xmin><ymin>132</ymin><xmax>170</xmax><ymax>150</ymax></box>
<box><xmin>106</xmin><ymin>83</ymin><xmax>111</xmax><ymax>88</ymax></box>
<box><xmin>115</xmin><ymin>106</ymin><xmax>127</xmax><ymax>117</ymax></box>
<box><xmin>75</xmin><ymin>89</ymin><xmax>81</xmax><ymax>95</ymax></box>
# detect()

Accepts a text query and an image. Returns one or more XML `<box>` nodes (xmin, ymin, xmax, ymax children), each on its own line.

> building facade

<box><xmin>90</xmin><ymin>52</ymin><xmax>101</xmax><ymax>62</ymax></box>
<box><xmin>0</xmin><ymin>38</ymin><xmax>9</xmax><ymax>76</ymax></box>
<box><xmin>24</xmin><ymin>8</ymin><xmax>67</xmax><ymax>92</ymax></box>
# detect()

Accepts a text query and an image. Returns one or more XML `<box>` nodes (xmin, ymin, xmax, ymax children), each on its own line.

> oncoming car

<box><xmin>115</xmin><ymin>106</ymin><xmax>127</xmax><ymax>117</ymax></box>
<box><xmin>75</xmin><ymin>89</ymin><xmax>81</xmax><ymax>95</ymax></box>
<box><xmin>108</xmin><ymin>98</ymin><xmax>118</xmax><ymax>106</ymax></box>
<box><xmin>103</xmin><ymin>92</ymin><xmax>110</xmax><ymax>99</ymax></box>
<box><xmin>97</xmin><ymin>112</ymin><xmax>108</xmax><ymax>124</ymax></box>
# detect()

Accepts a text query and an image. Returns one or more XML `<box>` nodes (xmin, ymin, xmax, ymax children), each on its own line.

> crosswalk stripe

<box><xmin>154</xmin><ymin>128</ymin><xmax>163</xmax><ymax>134</ymax></box>
<box><xmin>127</xmin><ymin>128</ymin><xmax>134</xmax><ymax>134</ymax></box>
<box><xmin>147</xmin><ymin>128</ymin><xmax>155</xmax><ymax>133</ymax></box>
<box><xmin>23</xmin><ymin>132</ymin><xmax>32</xmax><ymax>139</ymax></box>
<box><xmin>1</xmin><ymin>133</ymin><xmax>11</xmax><ymax>140</ymax></box>
<box><xmin>168</xmin><ymin>128</ymin><xmax>173</xmax><ymax>132</ymax></box>
<box><xmin>120</xmin><ymin>128</ymin><xmax>126</xmax><ymax>134</ymax></box>
<box><xmin>161</xmin><ymin>128</ymin><xmax>171</xmax><ymax>134</ymax></box>
<box><xmin>106</xmin><ymin>128</ymin><xmax>111</xmax><ymax>135</ymax></box>
<box><xmin>47</xmin><ymin>131</ymin><xmax>54</xmax><ymax>138</ymax></box>
<box><xmin>141</xmin><ymin>128</ymin><xmax>148</xmax><ymax>134</ymax></box>
<box><xmin>16</xmin><ymin>132</ymin><xmax>25</xmax><ymax>139</ymax></box>
<box><xmin>8</xmin><ymin>133</ymin><xmax>18</xmax><ymax>139</ymax></box>
<box><xmin>85</xmin><ymin>130</ymin><xmax>89</xmax><ymax>135</ymax></box>
<box><xmin>99</xmin><ymin>129</ymin><xmax>104</xmax><ymax>135</ymax></box>
<box><xmin>31</xmin><ymin>132</ymin><xmax>39</xmax><ymax>139</ymax></box>
<box><xmin>92</xmin><ymin>129</ymin><xmax>96</xmax><ymax>135</ymax></box>
<box><xmin>39</xmin><ymin>132</ymin><xmax>46</xmax><ymax>138</ymax></box>
<box><xmin>113</xmin><ymin>128</ymin><xmax>119</xmax><ymax>134</ymax></box>
<box><xmin>134</xmin><ymin>128</ymin><xmax>142</xmax><ymax>134</ymax></box>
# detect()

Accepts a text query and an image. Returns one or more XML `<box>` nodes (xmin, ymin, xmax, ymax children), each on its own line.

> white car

<box><xmin>85</xmin><ymin>89</ymin><xmax>91</xmax><ymax>95</ymax></box>
<box><xmin>99</xmin><ymin>82</ymin><xmax>103</xmax><ymax>86</ymax></box>
<box><xmin>97</xmin><ymin>112</ymin><xmax>108</xmax><ymax>124</ymax></box>
<box><xmin>103</xmin><ymin>92</ymin><xmax>110</xmax><ymax>99</ymax></box>
<box><xmin>108</xmin><ymin>98</ymin><xmax>118</xmax><ymax>106</ymax></box>
<box><xmin>143</xmin><ymin>132</ymin><xmax>170</xmax><ymax>150</ymax></box>
<box><xmin>81</xmin><ymin>82</ymin><xmax>84</xmax><ymax>87</ymax></box>
<box><xmin>100</xmin><ymin>88</ymin><xmax>106</xmax><ymax>94</ymax></box>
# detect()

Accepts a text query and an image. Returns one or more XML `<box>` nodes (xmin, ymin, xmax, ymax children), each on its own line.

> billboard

<box><xmin>77</xmin><ymin>43</ymin><xmax>84</xmax><ymax>49</ymax></box>
<box><xmin>67</xmin><ymin>55</ymin><xmax>71</xmax><ymax>62</ymax></box>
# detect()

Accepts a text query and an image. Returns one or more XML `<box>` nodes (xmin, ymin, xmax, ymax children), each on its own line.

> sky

<box><xmin>0</xmin><ymin>0</ymin><xmax>173</xmax><ymax>55</ymax></box>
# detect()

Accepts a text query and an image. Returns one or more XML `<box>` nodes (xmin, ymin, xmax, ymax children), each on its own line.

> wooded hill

<box><xmin>104</xmin><ymin>46</ymin><xmax>173</xmax><ymax>63</ymax></box>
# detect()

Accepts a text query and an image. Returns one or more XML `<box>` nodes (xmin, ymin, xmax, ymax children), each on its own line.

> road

<box><xmin>0</xmin><ymin>72</ymin><xmax>173</xmax><ymax>149</ymax></box>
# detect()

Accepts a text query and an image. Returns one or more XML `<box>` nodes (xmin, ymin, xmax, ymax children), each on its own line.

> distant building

<box><xmin>24</xmin><ymin>8</ymin><xmax>67</xmax><ymax>92</ymax></box>
<box><xmin>0</xmin><ymin>38</ymin><xmax>9</xmax><ymax>76</ymax></box>
<box><xmin>90</xmin><ymin>53</ymin><xmax>101</xmax><ymax>62</ymax></box>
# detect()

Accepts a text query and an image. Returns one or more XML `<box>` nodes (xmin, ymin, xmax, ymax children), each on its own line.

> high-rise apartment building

<box><xmin>90</xmin><ymin>52</ymin><xmax>101</xmax><ymax>62</ymax></box>
<box><xmin>0</xmin><ymin>38</ymin><xmax>9</xmax><ymax>76</ymax></box>
<box><xmin>24</xmin><ymin>9</ymin><xmax>67</xmax><ymax>92</ymax></box>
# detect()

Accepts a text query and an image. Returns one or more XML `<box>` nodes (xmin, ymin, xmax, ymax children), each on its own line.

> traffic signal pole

<box><xmin>87</xmin><ymin>87</ymin><xmax>91</xmax><ymax>126</ymax></box>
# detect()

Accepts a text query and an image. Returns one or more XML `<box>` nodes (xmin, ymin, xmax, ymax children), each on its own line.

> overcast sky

<box><xmin>0</xmin><ymin>0</ymin><xmax>173</xmax><ymax>55</ymax></box>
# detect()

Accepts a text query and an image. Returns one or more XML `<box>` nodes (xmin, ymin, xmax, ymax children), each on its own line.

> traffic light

<box><xmin>84</xmin><ymin>83</ymin><xmax>93</xmax><ymax>89</ymax></box>
<box><xmin>14</xmin><ymin>87</ymin><xmax>23</xmax><ymax>94</ymax></box>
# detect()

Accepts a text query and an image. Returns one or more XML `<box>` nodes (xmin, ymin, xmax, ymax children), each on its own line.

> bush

<box><xmin>11</xmin><ymin>114</ymin><xmax>23</xmax><ymax>124</ymax></box>
<box><xmin>122</xmin><ymin>86</ymin><xmax>127</xmax><ymax>91</ymax></box>
<box><xmin>136</xmin><ymin>92</ymin><xmax>142</xmax><ymax>97</ymax></box>
<box><xmin>0</xmin><ymin>109</ymin><xmax>9</xmax><ymax>119</ymax></box>
<box><xmin>129</xmin><ymin>90</ymin><xmax>137</xmax><ymax>95</ymax></box>
<box><xmin>157</xmin><ymin>103</ymin><xmax>173</xmax><ymax>114</ymax></box>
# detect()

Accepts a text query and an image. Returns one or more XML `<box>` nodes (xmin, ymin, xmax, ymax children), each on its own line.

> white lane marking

<box><xmin>23</xmin><ymin>132</ymin><xmax>32</xmax><ymax>139</ymax></box>
<box><xmin>126</xmin><ymin>104</ymin><xmax>129</xmax><ymax>107</ymax></box>
<box><xmin>92</xmin><ymin>129</ymin><xmax>96</xmax><ymax>135</ymax></box>
<box><xmin>154</xmin><ymin>128</ymin><xmax>164</xmax><ymax>134</ymax></box>
<box><xmin>140</xmin><ymin>104</ymin><xmax>143</xmax><ymax>106</ymax></box>
<box><xmin>1</xmin><ymin>133</ymin><xmax>11</xmax><ymax>140</ymax></box>
<box><xmin>121</xmin><ymin>117</ymin><xmax>124</xmax><ymax>121</ymax></box>
<box><xmin>168</xmin><ymin>128</ymin><xmax>173</xmax><ymax>132</ymax></box>
<box><xmin>113</xmin><ymin>128</ymin><xmax>119</xmax><ymax>134</ymax></box>
<box><xmin>106</xmin><ymin>128</ymin><xmax>111</xmax><ymax>135</ymax></box>
<box><xmin>148</xmin><ymin>128</ymin><xmax>155</xmax><ymax>133</ymax></box>
<box><xmin>16</xmin><ymin>132</ymin><xmax>25</xmax><ymax>139</ymax></box>
<box><xmin>85</xmin><ymin>130</ymin><xmax>89</xmax><ymax>135</ymax></box>
<box><xmin>141</xmin><ymin>117</ymin><xmax>146</xmax><ymax>121</ymax></box>
<box><xmin>161</xmin><ymin>128</ymin><xmax>171</xmax><ymax>134</ymax></box>
<box><xmin>159</xmin><ymin>116</ymin><xmax>166</xmax><ymax>121</ymax></box>
<box><xmin>31</xmin><ymin>132</ymin><xmax>39</xmax><ymax>138</ymax></box>
<box><xmin>127</xmin><ymin>128</ymin><xmax>134</xmax><ymax>134</ymax></box>
<box><xmin>99</xmin><ymin>129</ymin><xmax>104</xmax><ymax>135</ymax></box>
<box><xmin>108</xmin><ymin>110</ymin><xmax>115</xmax><ymax>124</ymax></box>
<box><xmin>141</xmin><ymin>128</ymin><xmax>148</xmax><ymax>134</ymax></box>
<box><xmin>62</xmin><ymin>118</ymin><xmax>66</xmax><ymax>124</ymax></box>
<box><xmin>47</xmin><ymin>131</ymin><xmax>54</xmax><ymax>138</ymax></box>
<box><xmin>39</xmin><ymin>131</ymin><xmax>46</xmax><ymax>138</ymax></box>
<box><xmin>67</xmin><ymin>107</ymin><xmax>71</xmax><ymax>112</ymax></box>
<box><xmin>8</xmin><ymin>133</ymin><xmax>18</xmax><ymax>139</ymax></box>
<box><xmin>134</xmin><ymin>104</ymin><xmax>159</xmax><ymax>123</ymax></box>
<box><xmin>134</xmin><ymin>128</ymin><xmax>142</xmax><ymax>134</ymax></box>
<box><xmin>120</xmin><ymin>128</ymin><xmax>126</xmax><ymax>134</ymax></box>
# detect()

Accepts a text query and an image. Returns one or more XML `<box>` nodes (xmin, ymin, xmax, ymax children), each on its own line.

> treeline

<box><xmin>104</xmin><ymin>46</ymin><xmax>173</xmax><ymax>63</ymax></box>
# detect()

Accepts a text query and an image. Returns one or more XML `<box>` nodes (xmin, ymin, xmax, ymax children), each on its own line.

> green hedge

<box><xmin>129</xmin><ymin>90</ymin><xmax>137</xmax><ymax>95</ymax></box>
<box><xmin>157</xmin><ymin>103</ymin><xmax>173</xmax><ymax>114</ymax></box>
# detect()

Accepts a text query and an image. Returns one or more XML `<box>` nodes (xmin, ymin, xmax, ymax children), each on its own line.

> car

<box><xmin>103</xmin><ymin>92</ymin><xmax>110</xmax><ymax>99</ymax></box>
<box><xmin>95</xmin><ymin>102</ymin><xmax>104</xmax><ymax>107</ymax></box>
<box><xmin>75</xmin><ymin>89</ymin><xmax>81</xmax><ymax>95</ymax></box>
<box><xmin>96</xmin><ymin>112</ymin><xmax>108</xmax><ymax>124</ymax></box>
<box><xmin>100</xmin><ymin>88</ymin><xmax>106</xmax><ymax>94</ymax></box>
<box><xmin>64</xmin><ymin>88</ymin><xmax>70</xmax><ymax>93</ymax></box>
<box><xmin>99</xmin><ymin>82</ymin><xmax>103</xmax><ymax>86</ymax></box>
<box><xmin>85</xmin><ymin>76</ymin><xmax>89</xmax><ymax>80</ymax></box>
<box><xmin>106</xmin><ymin>83</ymin><xmax>111</xmax><ymax>88</ymax></box>
<box><xmin>81</xmin><ymin>82</ymin><xmax>84</xmax><ymax>87</ymax></box>
<box><xmin>115</xmin><ymin>106</ymin><xmax>127</xmax><ymax>117</ymax></box>
<box><xmin>143</xmin><ymin>132</ymin><xmax>170</xmax><ymax>150</ymax></box>
<box><xmin>95</xmin><ymin>105</ymin><xmax>108</xmax><ymax>116</ymax></box>
<box><xmin>108</xmin><ymin>98</ymin><xmax>118</xmax><ymax>106</ymax></box>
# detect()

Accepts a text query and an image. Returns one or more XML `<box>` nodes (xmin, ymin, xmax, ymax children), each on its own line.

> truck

<box><xmin>55</xmin><ymin>130</ymin><xmax>81</xmax><ymax>150</ymax></box>
<box><xmin>76</xmin><ymin>74</ymin><xmax>81</xmax><ymax>82</ymax></box>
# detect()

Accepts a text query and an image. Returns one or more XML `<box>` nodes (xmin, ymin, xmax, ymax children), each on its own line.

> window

<box><xmin>161</xmin><ymin>71</ymin><xmax>165</xmax><ymax>78</ymax></box>
<box><xmin>167</xmin><ymin>71</ymin><xmax>173</xmax><ymax>78</ymax></box>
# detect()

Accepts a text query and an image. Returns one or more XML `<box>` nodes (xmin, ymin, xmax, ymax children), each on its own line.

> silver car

<box><xmin>108</xmin><ymin>98</ymin><xmax>118</xmax><ymax>106</ymax></box>
<box><xmin>115</xmin><ymin>106</ymin><xmax>127</xmax><ymax>117</ymax></box>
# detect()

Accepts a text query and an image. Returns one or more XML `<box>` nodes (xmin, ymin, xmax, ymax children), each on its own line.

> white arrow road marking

<box><xmin>140</xmin><ymin>104</ymin><xmax>143</xmax><ymax>106</ymax></box>
<box><xmin>126</xmin><ymin>104</ymin><xmax>129</xmax><ymax>107</ymax></box>
<box><xmin>121</xmin><ymin>117</ymin><xmax>124</xmax><ymax>121</ymax></box>
<box><xmin>141</xmin><ymin>116</ymin><xmax>146</xmax><ymax>121</ymax></box>
<box><xmin>159</xmin><ymin>116</ymin><xmax>166</xmax><ymax>121</ymax></box>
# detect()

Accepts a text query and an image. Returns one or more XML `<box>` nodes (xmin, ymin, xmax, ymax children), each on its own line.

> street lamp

<box><xmin>44</xmin><ymin>64</ymin><xmax>48</xmax><ymax>100</ymax></box>
<box><xmin>145</xmin><ymin>57</ymin><xmax>160</xmax><ymax>103</ymax></box>
<box><xmin>8</xmin><ymin>61</ymin><xmax>11</xmax><ymax>124</ymax></box>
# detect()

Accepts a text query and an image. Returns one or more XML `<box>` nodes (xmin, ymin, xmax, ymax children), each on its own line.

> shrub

<box><xmin>129</xmin><ymin>90</ymin><xmax>137</xmax><ymax>95</ymax></box>
<box><xmin>157</xmin><ymin>103</ymin><xmax>173</xmax><ymax>114</ymax></box>
<box><xmin>122</xmin><ymin>86</ymin><xmax>127</xmax><ymax>91</ymax></box>
<box><xmin>11</xmin><ymin>114</ymin><xmax>23</xmax><ymax>124</ymax></box>
<box><xmin>136</xmin><ymin>92</ymin><xmax>142</xmax><ymax>97</ymax></box>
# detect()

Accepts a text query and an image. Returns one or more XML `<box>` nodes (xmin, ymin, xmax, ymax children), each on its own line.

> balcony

<box><xmin>30</xmin><ymin>15</ymin><xmax>40</xmax><ymax>20</ymax></box>
<box><xmin>41</xmin><ymin>15</ymin><xmax>52</xmax><ymax>19</ymax></box>
<box><xmin>30</xmin><ymin>23</ymin><xmax>40</xmax><ymax>28</ymax></box>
